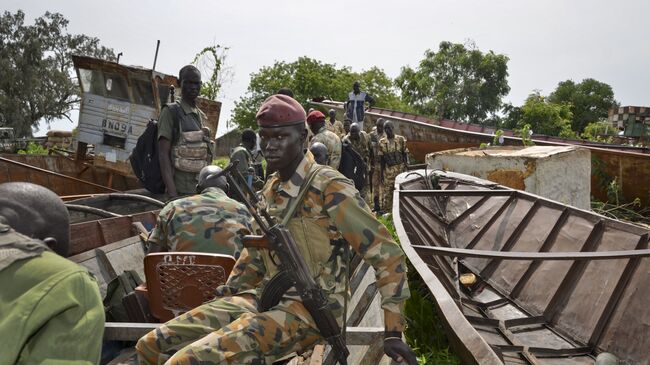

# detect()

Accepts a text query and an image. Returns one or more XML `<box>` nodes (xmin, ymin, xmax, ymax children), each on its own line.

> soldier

<box><xmin>327</xmin><ymin>108</ymin><xmax>346</xmax><ymax>138</ymax></box>
<box><xmin>158</xmin><ymin>65</ymin><xmax>214</xmax><ymax>198</ymax></box>
<box><xmin>135</xmin><ymin>94</ymin><xmax>417</xmax><ymax>365</ymax></box>
<box><xmin>369</xmin><ymin>118</ymin><xmax>387</xmax><ymax>211</ymax></box>
<box><xmin>307</xmin><ymin>110</ymin><xmax>342</xmax><ymax>169</ymax></box>
<box><xmin>309</xmin><ymin>141</ymin><xmax>329</xmax><ymax>165</ymax></box>
<box><xmin>342</xmin><ymin>122</ymin><xmax>370</xmax><ymax>194</ymax></box>
<box><xmin>345</xmin><ymin>81</ymin><xmax>375</xmax><ymax>130</ymax></box>
<box><xmin>343</xmin><ymin>117</ymin><xmax>352</xmax><ymax>136</ymax></box>
<box><xmin>230</xmin><ymin>128</ymin><xmax>263</xmax><ymax>188</ymax></box>
<box><xmin>379</xmin><ymin>120</ymin><xmax>409</xmax><ymax>213</ymax></box>
<box><xmin>147</xmin><ymin>165</ymin><xmax>252</xmax><ymax>258</ymax></box>
<box><xmin>0</xmin><ymin>182</ymin><xmax>104</xmax><ymax>364</ymax></box>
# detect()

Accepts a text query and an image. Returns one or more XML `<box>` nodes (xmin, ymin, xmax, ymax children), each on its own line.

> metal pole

<box><xmin>117</xmin><ymin>52</ymin><xmax>123</xmax><ymax>64</ymax></box>
<box><xmin>152</xmin><ymin>40</ymin><xmax>160</xmax><ymax>71</ymax></box>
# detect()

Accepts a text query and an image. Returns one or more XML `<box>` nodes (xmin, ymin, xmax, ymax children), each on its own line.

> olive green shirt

<box><xmin>158</xmin><ymin>99</ymin><xmax>208</xmax><ymax>195</ymax></box>
<box><xmin>0</xmin><ymin>230</ymin><xmax>104</xmax><ymax>365</ymax></box>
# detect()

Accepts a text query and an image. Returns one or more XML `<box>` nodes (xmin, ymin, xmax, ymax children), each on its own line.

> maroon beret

<box><xmin>256</xmin><ymin>94</ymin><xmax>306</xmax><ymax>128</ymax></box>
<box><xmin>306</xmin><ymin>110</ymin><xmax>326</xmax><ymax>124</ymax></box>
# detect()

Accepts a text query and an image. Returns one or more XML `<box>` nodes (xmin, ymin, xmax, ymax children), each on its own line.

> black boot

<box><xmin>373</xmin><ymin>196</ymin><xmax>381</xmax><ymax>213</ymax></box>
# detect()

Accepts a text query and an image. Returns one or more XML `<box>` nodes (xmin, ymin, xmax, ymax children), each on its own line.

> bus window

<box><xmin>78</xmin><ymin>68</ymin><xmax>106</xmax><ymax>96</ymax></box>
<box><xmin>104</xmin><ymin>73</ymin><xmax>130</xmax><ymax>102</ymax></box>
<box><xmin>132</xmin><ymin>78</ymin><xmax>155</xmax><ymax>107</ymax></box>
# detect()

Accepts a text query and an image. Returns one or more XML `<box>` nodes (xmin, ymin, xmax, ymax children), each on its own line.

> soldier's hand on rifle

<box><xmin>383</xmin><ymin>336</ymin><xmax>417</xmax><ymax>365</ymax></box>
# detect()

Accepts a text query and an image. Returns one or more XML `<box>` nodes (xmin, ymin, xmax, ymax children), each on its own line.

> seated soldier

<box><xmin>136</xmin><ymin>94</ymin><xmax>417</xmax><ymax>365</ymax></box>
<box><xmin>0</xmin><ymin>182</ymin><xmax>104</xmax><ymax>364</ymax></box>
<box><xmin>148</xmin><ymin>165</ymin><xmax>253</xmax><ymax>259</ymax></box>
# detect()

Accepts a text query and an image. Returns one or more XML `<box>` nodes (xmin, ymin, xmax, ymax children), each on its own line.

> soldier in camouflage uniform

<box><xmin>326</xmin><ymin>109</ymin><xmax>346</xmax><ymax>138</ymax></box>
<box><xmin>379</xmin><ymin>120</ymin><xmax>409</xmax><ymax>213</ymax></box>
<box><xmin>307</xmin><ymin>110</ymin><xmax>342</xmax><ymax>169</ymax></box>
<box><xmin>136</xmin><ymin>94</ymin><xmax>417</xmax><ymax>365</ymax></box>
<box><xmin>369</xmin><ymin>118</ymin><xmax>387</xmax><ymax>211</ymax></box>
<box><xmin>342</xmin><ymin>122</ymin><xmax>370</xmax><ymax>195</ymax></box>
<box><xmin>147</xmin><ymin>165</ymin><xmax>252</xmax><ymax>258</ymax></box>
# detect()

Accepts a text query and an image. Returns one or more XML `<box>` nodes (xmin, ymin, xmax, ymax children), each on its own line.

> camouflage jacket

<box><xmin>378</xmin><ymin>135</ymin><xmax>408</xmax><ymax>168</ymax></box>
<box><xmin>369</xmin><ymin>129</ymin><xmax>386</xmax><ymax>167</ymax></box>
<box><xmin>326</xmin><ymin>119</ymin><xmax>346</xmax><ymax>139</ymax></box>
<box><xmin>342</xmin><ymin>131</ymin><xmax>371</xmax><ymax>166</ymax></box>
<box><xmin>311</xmin><ymin>126</ymin><xmax>342</xmax><ymax>170</ymax></box>
<box><xmin>230</xmin><ymin>144</ymin><xmax>253</xmax><ymax>176</ymax></box>
<box><xmin>148</xmin><ymin>187</ymin><xmax>252</xmax><ymax>258</ymax></box>
<box><xmin>219</xmin><ymin>151</ymin><xmax>410</xmax><ymax>332</ymax></box>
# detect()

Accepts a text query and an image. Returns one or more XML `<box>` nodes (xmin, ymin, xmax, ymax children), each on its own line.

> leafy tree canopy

<box><xmin>230</xmin><ymin>57</ymin><xmax>408</xmax><ymax>130</ymax></box>
<box><xmin>395</xmin><ymin>41</ymin><xmax>510</xmax><ymax>123</ymax></box>
<box><xmin>512</xmin><ymin>91</ymin><xmax>576</xmax><ymax>138</ymax></box>
<box><xmin>0</xmin><ymin>10</ymin><xmax>114</xmax><ymax>137</ymax></box>
<box><xmin>548</xmin><ymin>78</ymin><xmax>617</xmax><ymax>134</ymax></box>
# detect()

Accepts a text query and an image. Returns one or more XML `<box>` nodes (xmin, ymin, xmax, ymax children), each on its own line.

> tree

<box><xmin>192</xmin><ymin>44</ymin><xmax>233</xmax><ymax>100</ymax></box>
<box><xmin>231</xmin><ymin>57</ymin><xmax>406</xmax><ymax>129</ymax></box>
<box><xmin>513</xmin><ymin>91</ymin><xmax>576</xmax><ymax>138</ymax></box>
<box><xmin>548</xmin><ymin>78</ymin><xmax>617</xmax><ymax>134</ymax></box>
<box><xmin>0</xmin><ymin>10</ymin><xmax>114</xmax><ymax>137</ymax></box>
<box><xmin>395</xmin><ymin>41</ymin><xmax>510</xmax><ymax>123</ymax></box>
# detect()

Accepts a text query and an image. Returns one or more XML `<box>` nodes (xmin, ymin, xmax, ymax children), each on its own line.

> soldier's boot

<box><xmin>373</xmin><ymin>196</ymin><xmax>381</xmax><ymax>213</ymax></box>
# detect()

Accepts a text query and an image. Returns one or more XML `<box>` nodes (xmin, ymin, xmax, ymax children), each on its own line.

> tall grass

<box><xmin>378</xmin><ymin>215</ymin><xmax>460</xmax><ymax>365</ymax></box>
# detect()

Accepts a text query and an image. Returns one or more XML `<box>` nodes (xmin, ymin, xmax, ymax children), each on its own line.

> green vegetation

<box><xmin>231</xmin><ymin>57</ymin><xmax>411</xmax><ymax>129</ymax></box>
<box><xmin>0</xmin><ymin>10</ymin><xmax>114</xmax><ymax>137</ymax></box>
<box><xmin>213</xmin><ymin>156</ymin><xmax>230</xmax><ymax>169</ymax></box>
<box><xmin>192</xmin><ymin>44</ymin><xmax>232</xmax><ymax>100</ymax></box>
<box><xmin>396</xmin><ymin>41</ymin><xmax>510</xmax><ymax>124</ymax></box>
<box><xmin>581</xmin><ymin>121</ymin><xmax>615</xmax><ymax>143</ymax></box>
<box><xmin>17</xmin><ymin>142</ymin><xmax>48</xmax><ymax>155</ymax></box>
<box><xmin>378</xmin><ymin>215</ymin><xmax>461</xmax><ymax>365</ymax></box>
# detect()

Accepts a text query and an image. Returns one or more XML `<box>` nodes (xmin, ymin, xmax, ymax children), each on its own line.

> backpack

<box><xmin>130</xmin><ymin>119</ymin><xmax>166</xmax><ymax>194</ymax></box>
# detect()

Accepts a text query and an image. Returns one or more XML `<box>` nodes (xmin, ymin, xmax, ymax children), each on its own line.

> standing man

<box><xmin>158</xmin><ymin>65</ymin><xmax>214</xmax><ymax>198</ymax></box>
<box><xmin>147</xmin><ymin>165</ymin><xmax>252</xmax><ymax>258</ymax></box>
<box><xmin>136</xmin><ymin>94</ymin><xmax>417</xmax><ymax>365</ymax></box>
<box><xmin>327</xmin><ymin>109</ymin><xmax>346</xmax><ymax>138</ymax></box>
<box><xmin>369</xmin><ymin>118</ymin><xmax>387</xmax><ymax>212</ymax></box>
<box><xmin>0</xmin><ymin>183</ymin><xmax>104</xmax><ymax>365</ymax></box>
<box><xmin>345</xmin><ymin>81</ymin><xmax>375</xmax><ymax>130</ymax></box>
<box><xmin>307</xmin><ymin>110</ymin><xmax>342</xmax><ymax>169</ymax></box>
<box><xmin>230</xmin><ymin>128</ymin><xmax>263</xmax><ymax>187</ymax></box>
<box><xmin>342</xmin><ymin>122</ymin><xmax>371</xmax><ymax>195</ymax></box>
<box><xmin>379</xmin><ymin>121</ymin><xmax>409</xmax><ymax>213</ymax></box>
<box><xmin>343</xmin><ymin>117</ymin><xmax>352</xmax><ymax>136</ymax></box>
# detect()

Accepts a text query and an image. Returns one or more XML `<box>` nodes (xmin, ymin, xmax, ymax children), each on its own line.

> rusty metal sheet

<box><xmin>394</xmin><ymin>170</ymin><xmax>650</xmax><ymax>365</ymax></box>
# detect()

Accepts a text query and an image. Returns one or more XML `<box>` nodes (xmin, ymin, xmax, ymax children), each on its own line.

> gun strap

<box><xmin>281</xmin><ymin>164</ymin><xmax>325</xmax><ymax>225</ymax></box>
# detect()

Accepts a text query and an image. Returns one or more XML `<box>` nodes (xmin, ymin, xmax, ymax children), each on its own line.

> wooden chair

<box><xmin>143</xmin><ymin>252</ymin><xmax>236</xmax><ymax>322</ymax></box>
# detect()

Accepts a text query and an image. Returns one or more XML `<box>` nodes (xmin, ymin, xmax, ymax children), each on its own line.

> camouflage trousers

<box><xmin>136</xmin><ymin>295</ymin><xmax>321</xmax><ymax>365</ymax></box>
<box><xmin>382</xmin><ymin>165</ymin><xmax>405</xmax><ymax>213</ymax></box>
<box><xmin>368</xmin><ymin>166</ymin><xmax>383</xmax><ymax>209</ymax></box>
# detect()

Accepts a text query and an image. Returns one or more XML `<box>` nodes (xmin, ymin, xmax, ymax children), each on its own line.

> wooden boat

<box><xmin>65</xmin><ymin>212</ymin><xmax>392</xmax><ymax>363</ymax></box>
<box><xmin>311</xmin><ymin>100</ymin><xmax>650</xmax><ymax>206</ymax></box>
<box><xmin>393</xmin><ymin>169</ymin><xmax>650</xmax><ymax>364</ymax></box>
<box><xmin>0</xmin><ymin>153</ymin><xmax>140</xmax><ymax>195</ymax></box>
<box><xmin>65</xmin><ymin>192</ymin><xmax>164</xmax><ymax>224</ymax></box>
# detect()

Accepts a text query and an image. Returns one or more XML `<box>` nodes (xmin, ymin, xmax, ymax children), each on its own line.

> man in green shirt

<box><xmin>158</xmin><ymin>65</ymin><xmax>213</xmax><ymax>198</ymax></box>
<box><xmin>0</xmin><ymin>182</ymin><xmax>104</xmax><ymax>365</ymax></box>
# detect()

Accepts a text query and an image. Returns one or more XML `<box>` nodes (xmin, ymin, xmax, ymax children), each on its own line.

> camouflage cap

<box><xmin>256</xmin><ymin>94</ymin><xmax>306</xmax><ymax>128</ymax></box>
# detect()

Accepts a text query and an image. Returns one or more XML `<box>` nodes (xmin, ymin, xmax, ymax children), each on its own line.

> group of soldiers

<box><xmin>0</xmin><ymin>64</ymin><xmax>417</xmax><ymax>365</ymax></box>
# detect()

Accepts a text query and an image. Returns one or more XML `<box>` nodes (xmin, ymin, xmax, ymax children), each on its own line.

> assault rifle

<box><xmin>223</xmin><ymin>161</ymin><xmax>349</xmax><ymax>365</ymax></box>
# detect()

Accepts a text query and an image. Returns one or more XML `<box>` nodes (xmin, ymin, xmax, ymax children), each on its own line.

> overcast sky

<box><xmin>5</xmin><ymin>0</ymin><xmax>649</xmax><ymax>137</ymax></box>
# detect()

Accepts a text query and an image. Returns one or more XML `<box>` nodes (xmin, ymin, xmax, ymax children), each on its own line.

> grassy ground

<box><xmin>378</xmin><ymin>215</ymin><xmax>460</xmax><ymax>365</ymax></box>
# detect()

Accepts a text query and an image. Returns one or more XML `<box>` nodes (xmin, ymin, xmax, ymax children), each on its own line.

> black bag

<box><xmin>129</xmin><ymin>119</ymin><xmax>166</xmax><ymax>194</ymax></box>
<box><xmin>339</xmin><ymin>143</ymin><xmax>367</xmax><ymax>191</ymax></box>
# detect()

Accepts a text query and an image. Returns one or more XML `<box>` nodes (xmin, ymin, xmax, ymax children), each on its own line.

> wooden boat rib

<box><xmin>394</xmin><ymin>170</ymin><xmax>650</xmax><ymax>365</ymax></box>
<box><xmin>311</xmin><ymin>100</ymin><xmax>650</xmax><ymax>206</ymax></box>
